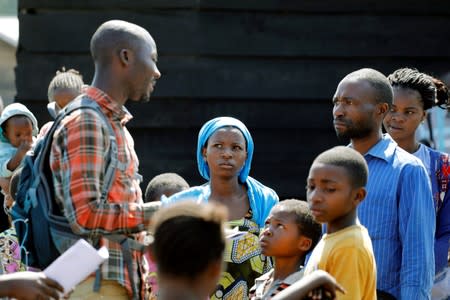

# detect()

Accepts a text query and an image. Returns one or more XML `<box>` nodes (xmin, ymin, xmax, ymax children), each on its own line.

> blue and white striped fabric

<box><xmin>358</xmin><ymin>134</ymin><xmax>435</xmax><ymax>300</ymax></box>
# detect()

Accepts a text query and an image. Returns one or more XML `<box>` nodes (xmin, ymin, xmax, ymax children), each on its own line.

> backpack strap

<box><xmin>27</xmin><ymin>97</ymin><xmax>112</xmax><ymax>209</ymax></box>
<box><xmin>60</xmin><ymin>96</ymin><xmax>121</xmax><ymax>202</ymax></box>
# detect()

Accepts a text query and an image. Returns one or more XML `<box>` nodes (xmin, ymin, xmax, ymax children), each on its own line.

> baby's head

<box><xmin>144</xmin><ymin>173</ymin><xmax>189</xmax><ymax>203</ymax></box>
<box><xmin>0</xmin><ymin>103</ymin><xmax>38</xmax><ymax>147</ymax></box>
<box><xmin>47</xmin><ymin>68</ymin><xmax>84</xmax><ymax>118</ymax></box>
<box><xmin>260</xmin><ymin>199</ymin><xmax>321</xmax><ymax>262</ymax></box>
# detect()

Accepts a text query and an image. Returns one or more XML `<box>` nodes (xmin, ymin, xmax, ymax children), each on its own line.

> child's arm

<box><xmin>0</xmin><ymin>177</ymin><xmax>9</xmax><ymax>195</ymax></box>
<box><xmin>6</xmin><ymin>140</ymin><xmax>32</xmax><ymax>172</ymax></box>
<box><xmin>272</xmin><ymin>270</ymin><xmax>345</xmax><ymax>300</ymax></box>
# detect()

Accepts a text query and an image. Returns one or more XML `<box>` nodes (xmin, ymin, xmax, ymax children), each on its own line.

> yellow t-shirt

<box><xmin>304</xmin><ymin>224</ymin><xmax>376</xmax><ymax>300</ymax></box>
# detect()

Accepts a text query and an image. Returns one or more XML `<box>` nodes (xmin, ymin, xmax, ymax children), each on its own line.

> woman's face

<box><xmin>202</xmin><ymin>127</ymin><xmax>247</xmax><ymax>179</ymax></box>
<box><xmin>383</xmin><ymin>87</ymin><xmax>426</xmax><ymax>143</ymax></box>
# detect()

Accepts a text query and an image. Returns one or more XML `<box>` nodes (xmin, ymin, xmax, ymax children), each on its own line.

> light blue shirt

<box><xmin>0</xmin><ymin>141</ymin><xmax>18</xmax><ymax>177</ymax></box>
<box><xmin>163</xmin><ymin>176</ymin><xmax>279</xmax><ymax>228</ymax></box>
<box><xmin>358</xmin><ymin>134</ymin><xmax>435</xmax><ymax>299</ymax></box>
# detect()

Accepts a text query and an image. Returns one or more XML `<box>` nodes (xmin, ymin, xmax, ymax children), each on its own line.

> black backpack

<box><xmin>11</xmin><ymin>96</ymin><xmax>143</xmax><ymax>298</ymax></box>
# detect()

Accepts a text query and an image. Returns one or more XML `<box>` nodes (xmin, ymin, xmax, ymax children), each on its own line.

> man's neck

<box><xmin>91</xmin><ymin>72</ymin><xmax>126</xmax><ymax>106</ymax></box>
<box><xmin>350</xmin><ymin>129</ymin><xmax>383</xmax><ymax>155</ymax></box>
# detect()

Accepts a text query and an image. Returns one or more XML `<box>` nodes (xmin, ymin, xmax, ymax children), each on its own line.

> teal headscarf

<box><xmin>197</xmin><ymin>117</ymin><xmax>254</xmax><ymax>183</ymax></box>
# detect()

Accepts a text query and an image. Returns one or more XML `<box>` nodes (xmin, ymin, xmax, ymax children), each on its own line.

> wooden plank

<box><xmin>19</xmin><ymin>12</ymin><xmax>450</xmax><ymax>57</ymax></box>
<box><xmin>126</xmin><ymin>100</ymin><xmax>336</xmax><ymax>129</ymax></box>
<box><xmin>19</xmin><ymin>98</ymin><xmax>336</xmax><ymax>132</ymax></box>
<box><xmin>19</xmin><ymin>0</ymin><xmax>450</xmax><ymax>14</ymax></box>
<box><xmin>16</xmin><ymin>52</ymin><xmax>450</xmax><ymax>101</ymax></box>
<box><xmin>15</xmin><ymin>53</ymin><xmax>92</xmax><ymax>102</ymax></box>
<box><xmin>19</xmin><ymin>0</ymin><xmax>197</xmax><ymax>10</ymax></box>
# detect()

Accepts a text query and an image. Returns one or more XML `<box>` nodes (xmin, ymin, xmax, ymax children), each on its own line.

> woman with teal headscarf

<box><xmin>163</xmin><ymin>116</ymin><xmax>279</xmax><ymax>299</ymax></box>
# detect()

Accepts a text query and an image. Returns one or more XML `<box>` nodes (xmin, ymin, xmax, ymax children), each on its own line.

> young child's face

<box><xmin>3</xmin><ymin>116</ymin><xmax>33</xmax><ymax>147</ymax></box>
<box><xmin>306</xmin><ymin>163</ymin><xmax>358</xmax><ymax>226</ymax></box>
<box><xmin>260</xmin><ymin>208</ymin><xmax>308</xmax><ymax>257</ymax></box>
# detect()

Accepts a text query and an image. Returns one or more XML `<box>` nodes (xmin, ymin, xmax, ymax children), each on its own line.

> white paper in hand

<box><xmin>44</xmin><ymin>239</ymin><xmax>109</xmax><ymax>294</ymax></box>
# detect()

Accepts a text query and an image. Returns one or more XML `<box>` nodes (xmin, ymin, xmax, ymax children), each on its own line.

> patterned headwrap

<box><xmin>197</xmin><ymin>117</ymin><xmax>254</xmax><ymax>183</ymax></box>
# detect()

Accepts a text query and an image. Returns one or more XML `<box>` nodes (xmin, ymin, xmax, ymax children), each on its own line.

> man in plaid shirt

<box><xmin>49</xmin><ymin>20</ymin><xmax>161</xmax><ymax>299</ymax></box>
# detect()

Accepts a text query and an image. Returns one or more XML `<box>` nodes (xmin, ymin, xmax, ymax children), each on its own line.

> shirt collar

<box><xmin>365</xmin><ymin>134</ymin><xmax>396</xmax><ymax>162</ymax></box>
<box><xmin>84</xmin><ymin>86</ymin><xmax>133</xmax><ymax>124</ymax></box>
<box><xmin>254</xmin><ymin>267</ymin><xmax>304</xmax><ymax>285</ymax></box>
<box><xmin>282</xmin><ymin>267</ymin><xmax>304</xmax><ymax>285</ymax></box>
<box><xmin>349</xmin><ymin>134</ymin><xmax>396</xmax><ymax>163</ymax></box>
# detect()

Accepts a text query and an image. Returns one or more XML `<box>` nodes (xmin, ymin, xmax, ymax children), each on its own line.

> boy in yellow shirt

<box><xmin>304</xmin><ymin>146</ymin><xmax>377</xmax><ymax>300</ymax></box>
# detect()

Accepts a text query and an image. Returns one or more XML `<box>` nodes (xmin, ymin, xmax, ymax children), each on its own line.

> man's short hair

<box><xmin>345</xmin><ymin>68</ymin><xmax>393</xmax><ymax>106</ymax></box>
<box><xmin>273</xmin><ymin>199</ymin><xmax>322</xmax><ymax>250</ymax></box>
<box><xmin>144</xmin><ymin>173</ymin><xmax>189</xmax><ymax>203</ymax></box>
<box><xmin>150</xmin><ymin>202</ymin><xmax>227</xmax><ymax>278</ymax></box>
<box><xmin>312</xmin><ymin>146</ymin><xmax>368</xmax><ymax>188</ymax></box>
<box><xmin>90</xmin><ymin>20</ymin><xmax>149</xmax><ymax>66</ymax></box>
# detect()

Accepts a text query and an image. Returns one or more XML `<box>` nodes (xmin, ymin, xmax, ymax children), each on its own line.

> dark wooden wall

<box><xmin>15</xmin><ymin>0</ymin><xmax>450</xmax><ymax>199</ymax></box>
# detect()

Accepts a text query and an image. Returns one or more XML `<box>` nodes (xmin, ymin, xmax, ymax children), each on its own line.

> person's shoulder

<box><xmin>393</xmin><ymin>145</ymin><xmax>426</xmax><ymax>169</ymax></box>
<box><xmin>162</xmin><ymin>185</ymin><xmax>209</xmax><ymax>206</ymax></box>
<box><xmin>246</xmin><ymin>176</ymin><xmax>279</xmax><ymax>202</ymax></box>
<box><xmin>352</xmin><ymin>224</ymin><xmax>373</xmax><ymax>244</ymax></box>
<box><xmin>425</xmin><ymin>145</ymin><xmax>448</xmax><ymax>161</ymax></box>
<box><xmin>330</xmin><ymin>226</ymin><xmax>375</xmax><ymax>258</ymax></box>
<box><xmin>329</xmin><ymin>225</ymin><xmax>367</xmax><ymax>244</ymax></box>
<box><xmin>0</xmin><ymin>140</ymin><xmax>15</xmax><ymax>151</ymax></box>
<box><xmin>56</xmin><ymin>96</ymin><xmax>108</xmax><ymax>130</ymax></box>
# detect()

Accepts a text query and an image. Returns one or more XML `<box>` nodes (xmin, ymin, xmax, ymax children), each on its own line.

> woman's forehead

<box><xmin>209</xmin><ymin>126</ymin><xmax>245</xmax><ymax>139</ymax></box>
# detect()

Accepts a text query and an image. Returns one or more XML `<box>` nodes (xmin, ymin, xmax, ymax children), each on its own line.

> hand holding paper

<box><xmin>44</xmin><ymin>239</ymin><xmax>109</xmax><ymax>294</ymax></box>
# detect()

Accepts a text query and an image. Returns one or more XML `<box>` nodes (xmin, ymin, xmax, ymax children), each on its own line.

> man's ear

<box><xmin>119</xmin><ymin>49</ymin><xmax>131</xmax><ymax>66</ymax></box>
<box><xmin>298</xmin><ymin>236</ymin><xmax>312</xmax><ymax>252</ymax></box>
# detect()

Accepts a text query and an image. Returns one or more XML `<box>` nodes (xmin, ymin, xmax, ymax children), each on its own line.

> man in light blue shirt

<box><xmin>332</xmin><ymin>68</ymin><xmax>435</xmax><ymax>299</ymax></box>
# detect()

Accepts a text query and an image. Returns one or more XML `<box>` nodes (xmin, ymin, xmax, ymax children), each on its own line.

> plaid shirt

<box><xmin>50</xmin><ymin>86</ymin><xmax>159</xmax><ymax>298</ymax></box>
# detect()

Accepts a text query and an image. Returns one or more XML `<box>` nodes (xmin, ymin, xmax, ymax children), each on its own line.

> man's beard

<box><xmin>137</xmin><ymin>95</ymin><xmax>150</xmax><ymax>103</ymax></box>
<box><xmin>128</xmin><ymin>94</ymin><xmax>150</xmax><ymax>103</ymax></box>
<box><xmin>335</xmin><ymin>120</ymin><xmax>374</xmax><ymax>141</ymax></box>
